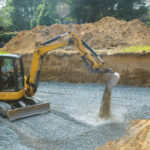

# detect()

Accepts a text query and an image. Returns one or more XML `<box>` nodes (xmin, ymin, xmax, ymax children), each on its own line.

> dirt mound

<box><xmin>2</xmin><ymin>17</ymin><xmax>150</xmax><ymax>54</ymax></box>
<box><xmin>96</xmin><ymin>119</ymin><xmax>150</xmax><ymax>150</ymax></box>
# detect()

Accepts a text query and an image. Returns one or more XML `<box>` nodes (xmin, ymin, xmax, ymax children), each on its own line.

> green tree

<box><xmin>7</xmin><ymin>0</ymin><xmax>41</xmax><ymax>31</ymax></box>
<box><xmin>0</xmin><ymin>1</ymin><xmax>12</xmax><ymax>28</ymax></box>
<box><xmin>56</xmin><ymin>1</ymin><xmax>70</xmax><ymax>24</ymax></box>
<box><xmin>115</xmin><ymin>0</ymin><xmax>148</xmax><ymax>21</ymax></box>
<box><xmin>69</xmin><ymin>0</ymin><xmax>149</xmax><ymax>23</ymax></box>
<box><xmin>32</xmin><ymin>0</ymin><xmax>59</xmax><ymax>27</ymax></box>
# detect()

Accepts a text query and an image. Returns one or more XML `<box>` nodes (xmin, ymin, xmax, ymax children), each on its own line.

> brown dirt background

<box><xmin>1</xmin><ymin>17</ymin><xmax>150</xmax><ymax>150</ymax></box>
<box><xmin>22</xmin><ymin>52</ymin><xmax>150</xmax><ymax>87</ymax></box>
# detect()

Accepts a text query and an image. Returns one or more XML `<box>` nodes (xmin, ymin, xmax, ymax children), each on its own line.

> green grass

<box><xmin>0</xmin><ymin>50</ymin><xmax>10</xmax><ymax>54</ymax></box>
<box><xmin>0</xmin><ymin>31</ymin><xmax>17</xmax><ymax>48</ymax></box>
<box><xmin>0</xmin><ymin>31</ymin><xmax>17</xmax><ymax>37</ymax></box>
<box><xmin>0</xmin><ymin>32</ymin><xmax>17</xmax><ymax>42</ymax></box>
<box><xmin>122</xmin><ymin>46</ymin><xmax>150</xmax><ymax>53</ymax></box>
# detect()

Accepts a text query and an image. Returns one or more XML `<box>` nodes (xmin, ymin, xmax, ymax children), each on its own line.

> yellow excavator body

<box><xmin>0</xmin><ymin>32</ymin><xmax>119</xmax><ymax>121</ymax></box>
<box><xmin>0</xmin><ymin>89</ymin><xmax>25</xmax><ymax>101</ymax></box>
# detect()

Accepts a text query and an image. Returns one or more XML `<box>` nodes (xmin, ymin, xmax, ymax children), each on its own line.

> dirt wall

<box><xmin>22</xmin><ymin>52</ymin><xmax>150</xmax><ymax>87</ymax></box>
<box><xmin>104</xmin><ymin>53</ymin><xmax>150</xmax><ymax>86</ymax></box>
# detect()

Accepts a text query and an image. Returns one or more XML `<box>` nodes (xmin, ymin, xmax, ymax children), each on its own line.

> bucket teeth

<box><xmin>7</xmin><ymin>103</ymin><xmax>50</xmax><ymax>121</ymax></box>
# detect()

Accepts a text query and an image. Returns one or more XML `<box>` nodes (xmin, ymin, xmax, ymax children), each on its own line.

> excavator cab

<box><xmin>0</xmin><ymin>54</ymin><xmax>24</xmax><ymax>92</ymax></box>
<box><xmin>0</xmin><ymin>54</ymin><xmax>50</xmax><ymax>121</ymax></box>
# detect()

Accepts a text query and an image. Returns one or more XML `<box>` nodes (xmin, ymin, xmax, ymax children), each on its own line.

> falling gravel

<box><xmin>99</xmin><ymin>87</ymin><xmax>111</xmax><ymax>118</ymax></box>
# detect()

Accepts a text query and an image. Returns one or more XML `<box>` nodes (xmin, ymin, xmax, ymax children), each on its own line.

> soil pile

<box><xmin>96</xmin><ymin>119</ymin><xmax>150</xmax><ymax>150</ymax></box>
<box><xmin>2</xmin><ymin>17</ymin><xmax>150</xmax><ymax>54</ymax></box>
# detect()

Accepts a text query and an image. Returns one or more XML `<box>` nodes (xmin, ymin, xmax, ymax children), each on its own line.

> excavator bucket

<box><xmin>99</xmin><ymin>72</ymin><xmax>120</xmax><ymax>118</ymax></box>
<box><xmin>105</xmin><ymin>72</ymin><xmax>120</xmax><ymax>89</ymax></box>
<box><xmin>7</xmin><ymin>103</ymin><xmax>50</xmax><ymax>121</ymax></box>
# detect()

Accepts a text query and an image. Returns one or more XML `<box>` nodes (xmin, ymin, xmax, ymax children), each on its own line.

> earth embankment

<box><xmin>22</xmin><ymin>52</ymin><xmax>150</xmax><ymax>87</ymax></box>
<box><xmin>96</xmin><ymin>119</ymin><xmax>150</xmax><ymax>150</ymax></box>
<box><xmin>2</xmin><ymin>17</ymin><xmax>150</xmax><ymax>54</ymax></box>
<box><xmin>1</xmin><ymin>16</ymin><xmax>150</xmax><ymax>86</ymax></box>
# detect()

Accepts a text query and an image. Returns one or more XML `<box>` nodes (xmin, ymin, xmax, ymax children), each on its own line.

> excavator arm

<box><xmin>0</xmin><ymin>32</ymin><xmax>119</xmax><ymax>121</ymax></box>
<box><xmin>26</xmin><ymin>32</ymin><xmax>118</xmax><ymax>97</ymax></box>
<box><xmin>68</xmin><ymin>32</ymin><xmax>119</xmax><ymax>89</ymax></box>
<box><xmin>69</xmin><ymin>32</ymin><xmax>107</xmax><ymax>73</ymax></box>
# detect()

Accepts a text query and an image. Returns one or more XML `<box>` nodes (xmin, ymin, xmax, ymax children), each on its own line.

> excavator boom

<box><xmin>0</xmin><ymin>31</ymin><xmax>119</xmax><ymax>121</ymax></box>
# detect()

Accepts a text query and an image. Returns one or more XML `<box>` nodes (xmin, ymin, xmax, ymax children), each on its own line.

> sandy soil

<box><xmin>2</xmin><ymin>17</ymin><xmax>150</xmax><ymax>54</ymax></box>
<box><xmin>96</xmin><ymin>119</ymin><xmax>150</xmax><ymax>150</ymax></box>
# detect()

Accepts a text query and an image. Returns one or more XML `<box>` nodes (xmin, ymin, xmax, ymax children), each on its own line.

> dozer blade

<box><xmin>105</xmin><ymin>72</ymin><xmax>120</xmax><ymax>89</ymax></box>
<box><xmin>7</xmin><ymin>103</ymin><xmax>50</xmax><ymax>121</ymax></box>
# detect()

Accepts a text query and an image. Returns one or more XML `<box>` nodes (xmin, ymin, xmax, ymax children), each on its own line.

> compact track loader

<box><xmin>0</xmin><ymin>32</ymin><xmax>119</xmax><ymax>121</ymax></box>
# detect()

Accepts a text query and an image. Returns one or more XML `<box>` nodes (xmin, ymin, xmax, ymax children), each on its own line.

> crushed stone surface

<box><xmin>0</xmin><ymin>82</ymin><xmax>150</xmax><ymax>150</ymax></box>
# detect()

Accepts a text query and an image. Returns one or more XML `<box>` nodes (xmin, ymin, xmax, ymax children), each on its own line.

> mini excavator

<box><xmin>0</xmin><ymin>32</ymin><xmax>119</xmax><ymax>121</ymax></box>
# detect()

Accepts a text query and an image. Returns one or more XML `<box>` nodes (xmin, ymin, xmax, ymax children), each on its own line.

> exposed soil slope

<box><xmin>2</xmin><ymin>17</ymin><xmax>150</xmax><ymax>54</ymax></box>
<box><xmin>96</xmin><ymin>120</ymin><xmax>150</xmax><ymax>150</ymax></box>
<box><xmin>22</xmin><ymin>52</ymin><xmax>150</xmax><ymax>87</ymax></box>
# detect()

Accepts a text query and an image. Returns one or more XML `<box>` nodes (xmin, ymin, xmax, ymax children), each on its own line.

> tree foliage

<box><xmin>0</xmin><ymin>0</ymin><xmax>12</xmax><ymax>28</ymax></box>
<box><xmin>31</xmin><ymin>0</ymin><xmax>59</xmax><ymax>27</ymax></box>
<box><xmin>4</xmin><ymin>0</ymin><xmax>59</xmax><ymax>30</ymax></box>
<box><xmin>70</xmin><ymin>0</ymin><xmax>149</xmax><ymax>23</ymax></box>
<box><xmin>0</xmin><ymin>0</ymin><xmax>149</xmax><ymax>31</ymax></box>
<box><xmin>115</xmin><ymin>0</ymin><xmax>148</xmax><ymax>21</ymax></box>
<box><xmin>8</xmin><ymin>0</ymin><xmax>42</xmax><ymax>31</ymax></box>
